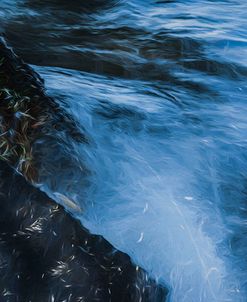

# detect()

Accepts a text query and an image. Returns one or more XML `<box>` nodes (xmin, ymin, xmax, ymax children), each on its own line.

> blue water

<box><xmin>1</xmin><ymin>1</ymin><xmax>247</xmax><ymax>301</ymax></box>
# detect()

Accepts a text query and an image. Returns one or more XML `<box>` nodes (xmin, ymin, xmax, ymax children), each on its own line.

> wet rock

<box><xmin>0</xmin><ymin>37</ymin><xmax>88</xmax><ymax>182</ymax></box>
<box><xmin>0</xmin><ymin>161</ymin><xmax>167</xmax><ymax>301</ymax></box>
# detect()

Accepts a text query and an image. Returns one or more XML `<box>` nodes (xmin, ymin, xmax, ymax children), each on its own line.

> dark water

<box><xmin>1</xmin><ymin>1</ymin><xmax>247</xmax><ymax>301</ymax></box>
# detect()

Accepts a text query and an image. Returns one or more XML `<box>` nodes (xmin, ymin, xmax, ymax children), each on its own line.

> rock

<box><xmin>0</xmin><ymin>161</ymin><xmax>167</xmax><ymax>301</ymax></box>
<box><xmin>0</xmin><ymin>37</ymin><xmax>88</xmax><ymax>182</ymax></box>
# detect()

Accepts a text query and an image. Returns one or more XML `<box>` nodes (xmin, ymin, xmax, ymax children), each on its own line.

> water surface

<box><xmin>1</xmin><ymin>1</ymin><xmax>247</xmax><ymax>301</ymax></box>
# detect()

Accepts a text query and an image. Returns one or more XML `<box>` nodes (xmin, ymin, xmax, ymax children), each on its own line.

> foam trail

<box><xmin>84</xmin><ymin>139</ymin><xmax>242</xmax><ymax>302</ymax></box>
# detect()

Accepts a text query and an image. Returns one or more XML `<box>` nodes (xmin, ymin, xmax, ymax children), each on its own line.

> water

<box><xmin>1</xmin><ymin>1</ymin><xmax>247</xmax><ymax>301</ymax></box>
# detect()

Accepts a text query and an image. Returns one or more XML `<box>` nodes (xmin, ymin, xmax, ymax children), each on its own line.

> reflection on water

<box><xmin>1</xmin><ymin>0</ymin><xmax>247</xmax><ymax>301</ymax></box>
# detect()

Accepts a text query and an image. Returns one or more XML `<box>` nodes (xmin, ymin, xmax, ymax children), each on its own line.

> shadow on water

<box><xmin>2</xmin><ymin>0</ymin><xmax>242</xmax><ymax>93</ymax></box>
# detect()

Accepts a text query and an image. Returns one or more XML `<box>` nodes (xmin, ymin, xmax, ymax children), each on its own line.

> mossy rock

<box><xmin>0</xmin><ymin>38</ymin><xmax>87</xmax><ymax>182</ymax></box>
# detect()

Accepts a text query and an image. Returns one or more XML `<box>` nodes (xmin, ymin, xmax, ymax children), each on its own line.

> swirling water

<box><xmin>1</xmin><ymin>0</ymin><xmax>247</xmax><ymax>301</ymax></box>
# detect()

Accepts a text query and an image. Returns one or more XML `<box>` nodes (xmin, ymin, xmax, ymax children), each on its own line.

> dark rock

<box><xmin>0</xmin><ymin>38</ymin><xmax>88</xmax><ymax>182</ymax></box>
<box><xmin>0</xmin><ymin>161</ymin><xmax>167</xmax><ymax>302</ymax></box>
